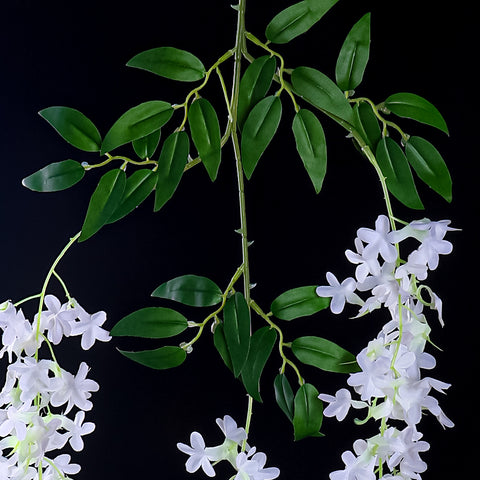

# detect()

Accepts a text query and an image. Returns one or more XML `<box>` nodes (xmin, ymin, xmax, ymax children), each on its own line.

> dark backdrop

<box><xmin>1</xmin><ymin>1</ymin><xmax>475</xmax><ymax>478</ymax></box>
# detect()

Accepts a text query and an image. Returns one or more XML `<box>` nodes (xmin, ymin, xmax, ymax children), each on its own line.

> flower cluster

<box><xmin>0</xmin><ymin>294</ymin><xmax>110</xmax><ymax>479</ymax></box>
<box><xmin>177</xmin><ymin>415</ymin><xmax>280</xmax><ymax>480</ymax></box>
<box><xmin>316</xmin><ymin>215</ymin><xmax>456</xmax><ymax>480</ymax></box>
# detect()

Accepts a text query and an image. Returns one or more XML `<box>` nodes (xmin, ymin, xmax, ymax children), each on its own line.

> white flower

<box><xmin>235</xmin><ymin>449</ymin><xmax>280</xmax><ymax>480</ymax></box>
<box><xmin>50</xmin><ymin>362</ymin><xmax>99</xmax><ymax>413</ymax></box>
<box><xmin>44</xmin><ymin>453</ymin><xmax>81</xmax><ymax>478</ymax></box>
<box><xmin>70</xmin><ymin>303</ymin><xmax>111</xmax><ymax>350</ymax></box>
<box><xmin>329</xmin><ymin>449</ymin><xmax>376</xmax><ymax>480</ymax></box>
<box><xmin>62</xmin><ymin>410</ymin><xmax>95</xmax><ymax>451</ymax></box>
<box><xmin>356</xmin><ymin>215</ymin><xmax>397</xmax><ymax>263</ymax></box>
<box><xmin>38</xmin><ymin>295</ymin><xmax>79</xmax><ymax>345</ymax></box>
<box><xmin>319</xmin><ymin>388</ymin><xmax>365</xmax><ymax>421</ymax></box>
<box><xmin>316</xmin><ymin>272</ymin><xmax>363</xmax><ymax>314</ymax></box>
<box><xmin>177</xmin><ymin>431</ymin><xmax>217</xmax><ymax>477</ymax></box>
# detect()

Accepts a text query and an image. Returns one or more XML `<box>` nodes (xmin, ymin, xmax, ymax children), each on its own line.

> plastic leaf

<box><xmin>238</xmin><ymin>55</ymin><xmax>277</xmax><ymax>129</ymax></box>
<box><xmin>107</xmin><ymin>169</ymin><xmax>157</xmax><ymax>224</ymax></box>
<box><xmin>271</xmin><ymin>286</ymin><xmax>330</xmax><ymax>321</ymax></box>
<box><xmin>101</xmin><ymin>101</ymin><xmax>173</xmax><ymax>155</ymax></box>
<box><xmin>118</xmin><ymin>346</ymin><xmax>186</xmax><ymax>370</ymax></box>
<box><xmin>335</xmin><ymin>13</ymin><xmax>371</xmax><ymax>91</ymax></box>
<box><xmin>188</xmin><ymin>98</ymin><xmax>222</xmax><ymax>181</ymax></box>
<box><xmin>291</xmin><ymin>66</ymin><xmax>354</xmax><ymax>125</ymax></box>
<box><xmin>223</xmin><ymin>292</ymin><xmax>251</xmax><ymax>378</ymax></box>
<box><xmin>376</xmin><ymin>137</ymin><xmax>424</xmax><ymax>210</ymax></box>
<box><xmin>405</xmin><ymin>136</ymin><xmax>452</xmax><ymax>202</ymax></box>
<box><xmin>151</xmin><ymin>274</ymin><xmax>223</xmax><ymax>307</ymax></box>
<box><xmin>291</xmin><ymin>336</ymin><xmax>360</xmax><ymax>373</ymax></box>
<box><xmin>384</xmin><ymin>92</ymin><xmax>449</xmax><ymax>134</ymax></box>
<box><xmin>274</xmin><ymin>374</ymin><xmax>295</xmax><ymax>422</ymax></box>
<box><xmin>111</xmin><ymin>307</ymin><xmax>188</xmax><ymax>338</ymax></box>
<box><xmin>78</xmin><ymin>168</ymin><xmax>126</xmax><ymax>242</ymax></box>
<box><xmin>241</xmin><ymin>95</ymin><xmax>282</xmax><ymax>180</ymax></box>
<box><xmin>293</xmin><ymin>383</ymin><xmax>324</xmax><ymax>441</ymax></box>
<box><xmin>241</xmin><ymin>327</ymin><xmax>277</xmax><ymax>402</ymax></box>
<box><xmin>265</xmin><ymin>0</ymin><xmax>339</xmax><ymax>44</ymax></box>
<box><xmin>39</xmin><ymin>106</ymin><xmax>102</xmax><ymax>152</ymax></box>
<box><xmin>22</xmin><ymin>160</ymin><xmax>85</xmax><ymax>192</ymax></box>
<box><xmin>127</xmin><ymin>46</ymin><xmax>206</xmax><ymax>82</ymax></box>
<box><xmin>154</xmin><ymin>131</ymin><xmax>189</xmax><ymax>212</ymax></box>
<box><xmin>214</xmin><ymin>323</ymin><xmax>233</xmax><ymax>373</ymax></box>
<box><xmin>353</xmin><ymin>102</ymin><xmax>381</xmax><ymax>152</ymax></box>
<box><xmin>292</xmin><ymin>109</ymin><xmax>327</xmax><ymax>193</ymax></box>
<box><xmin>132</xmin><ymin>129</ymin><xmax>161</xmax><ymax>159</ymax></box>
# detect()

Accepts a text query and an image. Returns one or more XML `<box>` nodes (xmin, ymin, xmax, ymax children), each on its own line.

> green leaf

<box><xmin>238</xmin><ymin>55</ymin><xmax>277</xmax><ymax>129</ymax></box>
<box><xmin>376</xmin><ymin>137</ymin><xmax>424</xmax><ymax>210</ymax></box>
<box><xmin>118</xmin><ymin>345</ymin><xmax>186</xmax><ymax>370</ymax></box>
<box><xmin>78</xmin><ymin>168</ymin><xmax>126</xmax><ymax>242</ymax></box>
<box><xmin>291</xmin><ymin>66</ymin><xmax>354</xmax><ymax>125</ymax></box>
<box><xmin>271</xmin><ymin>286</ymin><xmax>330</xmax><ymax>321</ymax></box>
<box><xmin>188</xmin><ymin>98</ymin><xmax>222</xmax><ymax>181</ymax></box>
<box><xmin>292</xmin><ymin>109</ymin><xmax>327</xmax><ymax>193</ymax></box>
<box><xmin>152</xmin><ymin>274</ymin><xmax>223</xmax><ymax>307</ymax></box>
<box><xmin>292</xmin><ymin>336</ymin><xmax>360</xmax><ymax>373</ymax></box>
<box><xmin>22</xmin><ymin>160</ymin><xmax>85</xmax><ymax>192</ymax></box>
<box><xmin>132</xmin><ymin>129</ymin><xmax>161</xmax><ymax>159</ymax></box>
<box><xmin>265</xmin><ymin>0</ymin><xmax>339</xmax><ymax>44</ymax></box>
<box><xmin>293</xmin><ymin>383</ymin><xmax>324</xmax><ymax>441</ymax></box>
<box><xmin>384</xmin><ymin>92</ymin><xmax>449</xmax><ymax>134</ymax></box>
<box><xmin>107</xmin><ymin>169</ymin><xmax>157</xmax><ymax>224</ymax></box>
<box><xmin>101</xmin><ymin>101</ymin><xmax>173</xmax><ymax>155</ymax></box>
<box><xmin>213</xmin><ymin>323</ymin><xmax>233</xmax><ymax>372</ymax></box>
<box><xmin>405</xmin><ymin>136</ymin><xmax>452</xmax><ymax>202</ymax></box>
<box><xmin>335</xmin><ymin>13</ymin><xmax>371</xmax><ymax>91</ymax></box>
<box><xmin>154</xmin><ymin>131</ymin><xmax>189</xmax><ymax>211</ymax></box>
<box><xmin>127</xmin><ymin>46</ymin><xmax>206</xmax><ymax>82</ymax></box>
<box><xmin>241</xmin><ymin>95</ymin><xmax>282</xmax><ymax>180</ymax></box>
<box><xmin>241</xmin><ymin>327</ymin><xmax>277</xmax><ymax>402</ymax></box>
<box><xmin>353</xmin><ymin>102</ymin><xmax>381</xmax><ymax>152</ymax></box>
<box><xmin>223</xmin><ymin>292</ymin><xmax>251</xmax><ymax>377</ymax></box>
<box><xmin>274</xmin><ymin>374</ymin><xmax>295</xmax><ymax>422</ymax></box>
<box><xmin>39</xmin><ymin>106</ymin><xmax>102</xmax><ymax>152</ymax></box>
<box><xmin>110</xmin><ymin>307</ymin><xmax>188</xmax><ymax>338</ymax></box>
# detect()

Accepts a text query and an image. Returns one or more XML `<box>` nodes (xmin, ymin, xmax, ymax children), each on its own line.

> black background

<box><xmin>1</xmin><ymin>1</ymin><xmax>476</xmax><ymax>478</ymax></box>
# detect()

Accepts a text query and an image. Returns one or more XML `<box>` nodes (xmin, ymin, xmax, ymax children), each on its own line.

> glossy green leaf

<box><xmin>39</xmin><ymin>106</ymin><xmax>102</xmax><ymax>152</ymax></box>
<box><xmin>132</xmin><ymin>129</ymin><xmax>161</xmax><ymax>159</ymax></box>
<box><xmin>292</xmin><ymin>109</ymin><xmax>327</xmax><ymax>193</ymax></box>
<box><xmin>188</xmin><ymin>98</ymin><xmax>222</xmax><ymax>181</ymax></box>
<box><xmin>271</xmin><ymin>286</ymin><xmax>330</xmax><ymax>321</ymax></box>
<box><xmin>127</xmin><ymin>46</ymin><xmax>206</xmax><ymax>82</ymax></box>
<box><xmin>353</xmin><ymin>102</ymin><xmax>381</xmax><ymax>152</ymax></box>
<box><xmin>22</xmin><ymin>160</ymin><xmax>85</xmax><ymax>192</ymax></box>
<box><xmin>335</xmin><ymin>13</ymin><xmax>371</xmax><ymax>91</ymax></box>
<box><xmin>274</xmin><ymin>374</ymin><xmax>295</xmax><ymax>422</ymax></box>
<box><xmin>376</xmin><ymin>137</ymin><xmax>424</xmax><ymax>210</ymax></box>
<box><xmin>405</xmin><ymin>136</ymin><xmax>452</xmax><ymax>202</ymax></box>
<box><xmin>265</xmin><ymin>0</ymin><xmax>339</xmax><ymax>44</ymax></box>
<box><xmin>241</xmin><ymin>95</ymin><xmax>282</xmax><ymax>180</ymax></box>
<box><xmin>101</xmin><ymin>101</ymin><xmax>173</xmax><ymax>155</ymax></box>
<box><xmin>384</xmin><ymin>92</ymin><xmax>449</xmax><ymax>134</ymax></box>
<box><xmin>292</xmin><ymin>336</ymin><xmax>360</xmax><ymax>373</ymax></box>
<box><xmin>154</xmin><ymin>131</ymin><xmax>189</xmax><ymax>211</ymax></box>
<box><xmin>213</xmin><ymin>323</ymin><xmax>233</xmax><ymax>372</ymax></box>
<box><xmin>78</xmin><ymin>168</ymin><xmax>126</xmax><ymax>242</ymax></box>
<box><xmin>111</xmin><ymin>307</ymin><xmax>188</xmax><ymax>338</ymax></box>
<box><xmin>293</xmin><ymin>383</ymin><xmax>324</xmax><ymax>441</ymax></box>
<box><xmin>152</xmin><ymin>274</ymin><xmax>223</xmax><ymax>307</ymax></box>
<box><xmin>107</xmin><ymin>169</ymin><xmax>158</xmax><ymax>224</ymax></box>
<box><xmin>291</xmin><ymin>66</ymin><xmax>354</xmax><ymax>125</ymax></box>
<box><xmin>223</xmin><ymin>292</ymin><xmax>251</xmax><ymax>377</ymax></box>
<box><xmin>238</xmin><ymin>55</ymin><xmax>277</xmax><ymax>129</ymax></box>
<box><xmin>118</xmin><ymin>345</ymin><xmax>186</xmax><ymax>370</ymax></box>
<box><xmin>241</xmin><ymin>327</ymin><xmax>277</xmax><ymax>402</ymax></box>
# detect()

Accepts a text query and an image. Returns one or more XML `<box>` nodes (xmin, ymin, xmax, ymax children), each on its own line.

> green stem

<box><xmin>35</xmin><ymin>232</ymin><xmax>81</xmax><ymax>357</ymax></box>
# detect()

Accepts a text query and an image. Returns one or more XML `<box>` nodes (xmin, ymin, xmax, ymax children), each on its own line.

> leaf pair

<box><xmin>274</xmin><ymin>375</ymin><xmax>324</xmax><ymax>441</ymax></box>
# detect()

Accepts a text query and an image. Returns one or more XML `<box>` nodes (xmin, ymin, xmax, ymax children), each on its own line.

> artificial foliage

<box><xmin>1</xmin><ymin>1</ymin><xmax>460</xmax><ymax>479</ymax></box>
